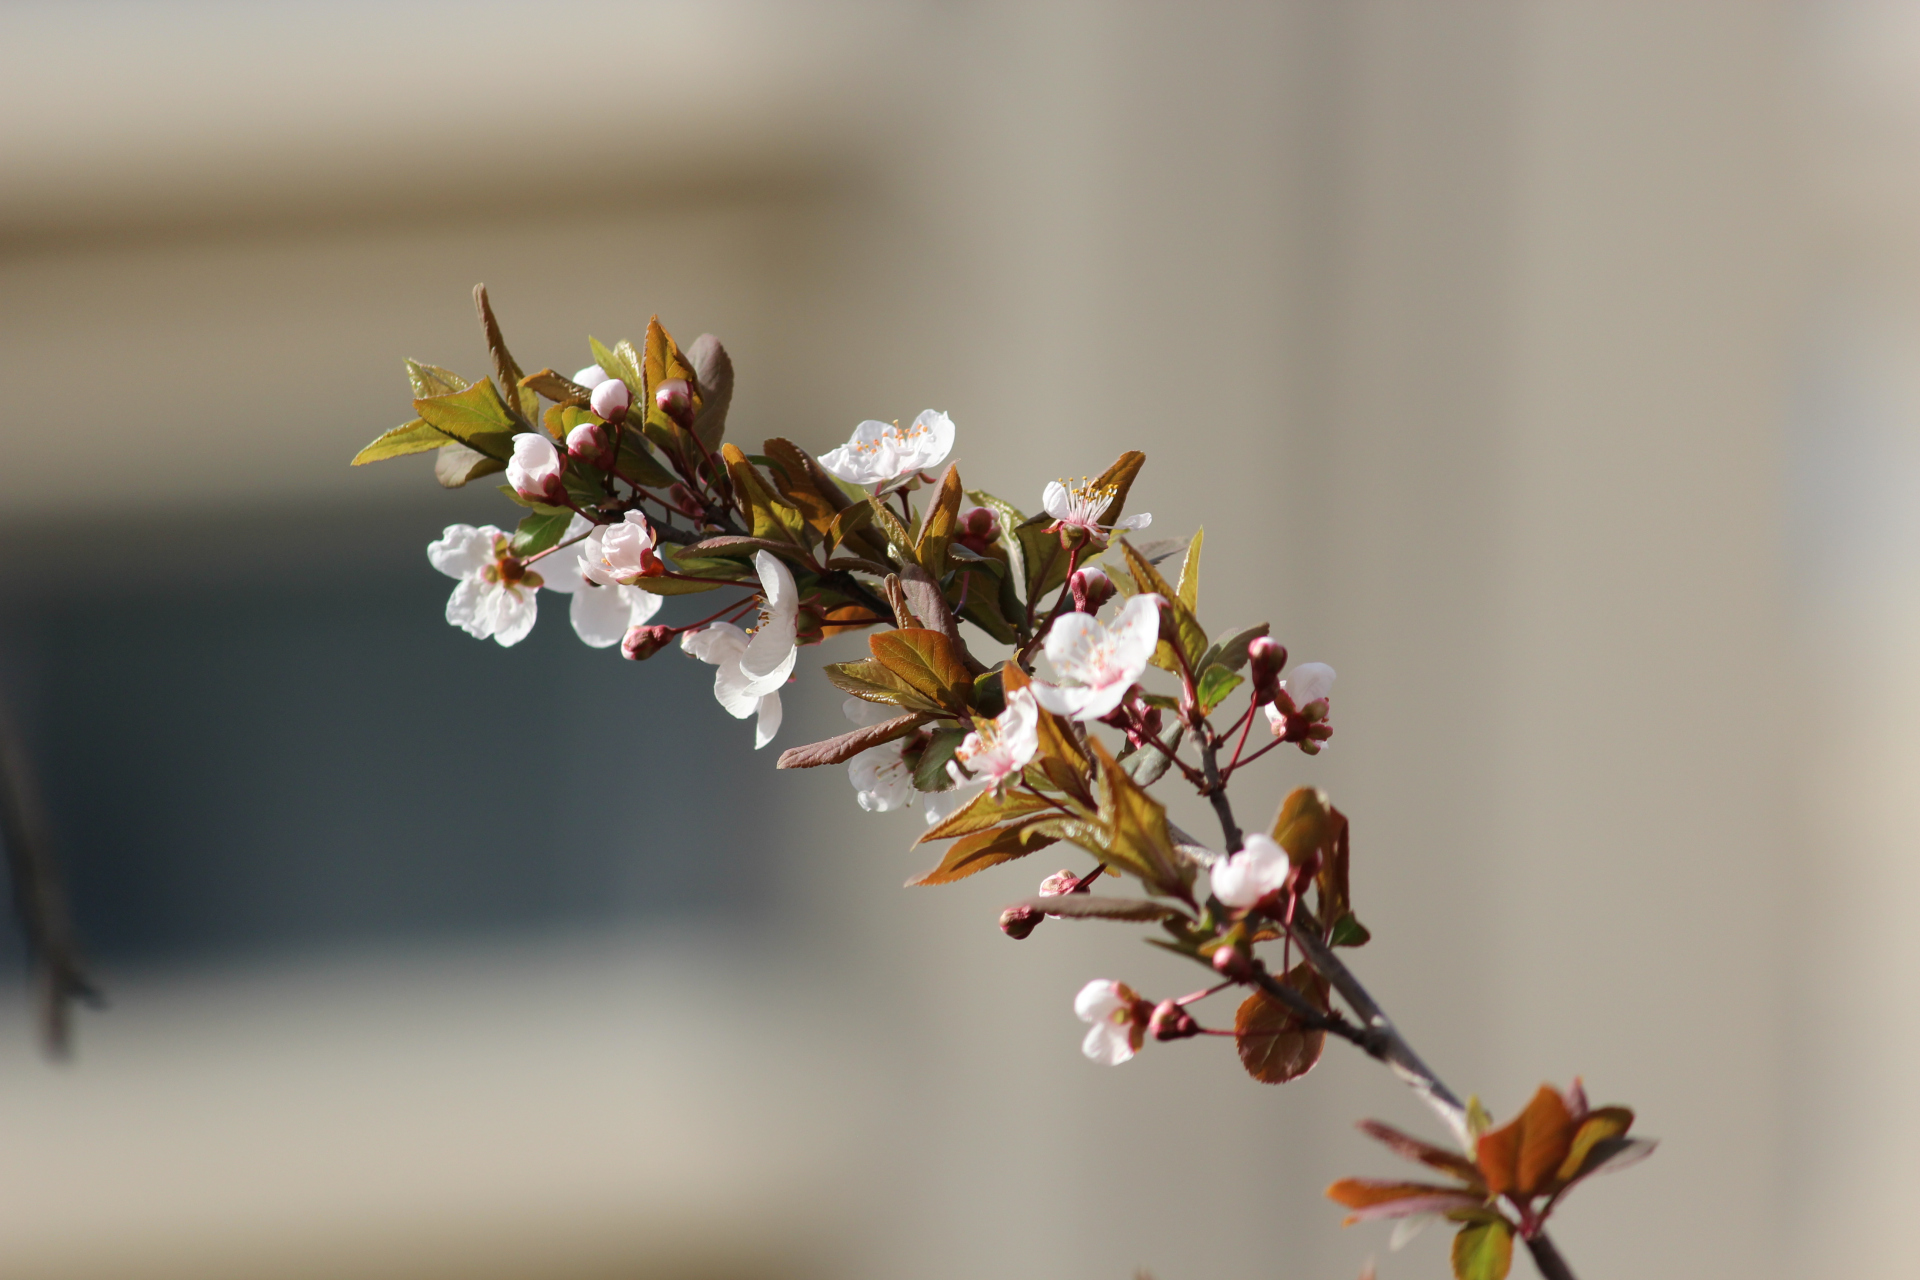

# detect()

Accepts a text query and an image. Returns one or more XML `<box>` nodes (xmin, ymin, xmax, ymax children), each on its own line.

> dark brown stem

<box><xmin>0</xmin><ymin>684</ymin><xmax>99</xmax><ymax>1057</ymax></box>
<box><xmin>1525</xmin><ymin>1231</ymin><xmax>1579</xmax><ymax>1280</ymax></box>
<box><xmin>1196</xmin><ymin>730</ymin><xmax>1243</xmax><ymax>854</ymax></box>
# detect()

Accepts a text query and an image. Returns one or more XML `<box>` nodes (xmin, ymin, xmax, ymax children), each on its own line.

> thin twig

<box><xmin>1190</xmin><ymin>777</ymin><xmax>1578</xmax><ymax>1278</ymax></box>
<box><xmin>0</xmin><ymin>684</ymin><xmax>99</xmax><ymax>1057</ymax></box>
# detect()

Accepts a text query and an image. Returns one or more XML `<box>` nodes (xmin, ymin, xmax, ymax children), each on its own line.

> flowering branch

<box><xmin>356</xmin><ymin>292</ymin><xmax>1654</xmax><ymax>1280</ymax></box>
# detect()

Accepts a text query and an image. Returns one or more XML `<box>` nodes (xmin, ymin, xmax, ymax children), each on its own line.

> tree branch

<box><xmin>0</xmin><ymin>684</ymin><xmax>99</xmax><ymax>1057</ymax></box>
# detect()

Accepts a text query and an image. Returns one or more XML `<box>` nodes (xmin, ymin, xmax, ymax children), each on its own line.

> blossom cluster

<box><xmin>357</xmin><ymin>289</ymin><xmax>1643</xmax><ymax>1280</ymax></box>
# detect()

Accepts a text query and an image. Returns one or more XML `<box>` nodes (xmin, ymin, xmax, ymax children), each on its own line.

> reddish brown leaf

<box><xmin>1234</xmin><ymin>964</ymin><xmax>1329</xmax><ymax>1084</ymax></box>
<box><xmin>775</xmin><ymin>713</ymin><xmax>930</xmax><ymax>770</ymax></box>
<box><xmin>909</xmin><ymin>822</ymin><xmax>1057</xmax><ymax>886</ymax></box>
<box><xmin>869</xmin><ymin>628</ymin><xmax>973</xmax><ymax>711</ymax></box>
<box><xmin>1326</xmin><ymin>1178</ymin><xmax>1478</xmax><ymax>1211</ymax></box>
<box><xmin>1356</xmin><ymin>1120</ymin><xmax>1485</xmax><ymax>1186</ymax></box>
<box><xmin>918</xmin><ymin>786</ymin><xmax>1055</xmax><ymax>843</ymax></box>
<box><xmin>1476</xmin><ymin>1085</ymin><xmax>1575</xmax><ymax>1200</ymax></box>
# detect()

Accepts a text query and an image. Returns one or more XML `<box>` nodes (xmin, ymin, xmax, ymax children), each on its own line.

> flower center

<box><xmin>850</xmin><ymin>419</ymin><xmax>931</xmax><ymax>456</ymax></box>
<box><xmin>1055</xmin><ymin>476</ymin><xmax>1118</xmax><ymax>524</ymax></box>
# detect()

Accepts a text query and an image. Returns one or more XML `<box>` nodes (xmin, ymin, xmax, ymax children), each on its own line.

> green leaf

<box><xmin>351</xmin><ymin>419</ymin><xmax>447</xmax><ymax>465</ymax></box>
<box><xmin>1176</xmin><ymin>526</ymin><xmax>1203</xmax><ymax>611</ymax></box>
<box><xmin>589</xmin><ymin>336</ymin><xmax>644</xmax><ymax>400</ymax></box>
<box><xmin>435</xmin><ymin>442</ymin><xmax>504</xmax><ymax>488</ymax></box>
<box><xmin>1117</xmin><ymin>536</ymin><xmax>1206</xmax><ymax>674</ymax></box>
<box><xmin>866</xmin><ymin>495</ymin><xmax>918</xmax><ymax>564</ymax></box>
<box><xmin>970</xmin><ymin>668</ymin><xmax>1006</xmax><ymax>719</ymax></box>
<box><xmin>1328</xmin><ymin>912</ymin><xmax>1372</xmax><ymax>947</ymax></box>
<box><xmin>965</xmin><ymin>489</ymin><xmax>1029</xmax><ymax>591</ymax></box>
<box><xmin>1199</xmin><ymin>622</ymin><xmax>1270</xmax><ymax>675</ymax></box>
<box><xmin>913</xmin><ymin>727</ymin><xmax>968</xmax><ymax>791</ymax></box>
<box><xmin>1016</xmin><ymin>518</ymin><xmax>1071</xmax><ymax>609</ymax></box>
<box><xmin>1124</xmin><ymin>724</ymin><xmax>1184</xmax><ymax>786</ymax></box>
<box><xmin>1451</xmin><ymin>1219</ymin><xmax>1514</xmax><ymax>1280</ymax></box>
<box><xmin>1089</xmin><ymin>738</ymin><xmax>1189</xmax><ymax>896</ymax></box>
<box><xmin>510</xmin><ymin>509</ymin><xmax>574</xmax><ymax>558</ymax></box>
<box><xmin>405</xmin><ymin>360</ymin><xmax>470</xmax><ymax>398</ymax></box>
<box><xmin>869</xmin><ymin>629</ymin><xmax>973</xmax><ymax>713</ymax></box>
<box><xmin>1196</xmin><ymin>664</ymin><xmax>1242</xmax><ymax>714</ymax></box>
<box><xmin>414</xmin><ymin>378</ymin><xmax>519</xmax><ymax>460</ymax></box>
<box><xmin>823</xmin><ymin>660</ymin><xmax>947</xmax><ymax>715</ymax></box>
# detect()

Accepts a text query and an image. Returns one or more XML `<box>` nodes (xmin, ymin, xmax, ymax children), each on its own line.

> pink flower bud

<box><xmin>621</xmin><ymin>623</ymin><xmax>674</xmax><ymax>662</ymax></box>
<box><xmin>963</xmin><ymin>506</ymin><xmax>999</xmax><ymax>540</ymax></box>
<box><xmin>567</xmin><ymin>422</ymin><xmax>616</xmax><ymax>470</ymax></box>
<box><xmin>1211</xmin><ymin>945</ymin><xmax>1253</xmax><ymax>982</ymax></box>
<box><xmin>505</xmin><ymin>433</ymin><xmax>568</xmax><ymax>505</ymax></box>
<box><xmin>1000</xmin><ymin>904</ymin><xmax>1043</xmax><ymax>940</ymax></box>
<box><xmin>667</xmin><ymin>482</ymin><xmax>704</xmax><ymax>519</ymax></box>
<box><xmin>654</xmin><ymin>378</ymin><xmax>692</xmax><ymax>426</ymax></box>
<box><xmin>1037</xmin><ymin>869</ymin><xmax>1081</xmax><ymax>897</ymax></box>
<box><xmin>1149</xmin><ymin>999</ymin><xmax>1200</xmax><ymax>1042</ymax></box>
<box><xmin>590</xmin><ymin>377</ymin><xmax>631</xmax><ymax>424</ymax></box>
<box><xmin>1247</xmin><ymin>636</ymin><xmax>1287</xmax><ymax>704</ymax></box>
<box><xmin>1069</xmin><ymin>566</ymin><xmax>1116</xmax><ymax>614</ymax></box>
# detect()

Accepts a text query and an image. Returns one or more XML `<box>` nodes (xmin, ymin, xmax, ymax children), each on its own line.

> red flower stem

<box><xmin>682</xmin><ymin>595</ymin><xmax>760</xmax><ymax>632</ymax></box>
<box><xmin>1173</xmin><ymin>979</ymin><xmax>1234</xmax><ymax>1007</ymax></box>
<box><xmin>1221</xmin><ymin>735</ymin><xmax>1284</xmax><ymax>781</ymax></box>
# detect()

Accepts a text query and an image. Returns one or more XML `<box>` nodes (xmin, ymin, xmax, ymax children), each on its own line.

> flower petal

<box><xmin>569</xmin><ymin>582</ymin><xmax>631</xmax><ymax>648</ymax></box>
<box><xmin>753</xmin><ymin>692</ymin><xmax>783</xmax><ymax>749</ymax></box>
<box><xmin>427</xmin><ymin>525</ymin><xmax>496</xmax><ymax>579</ymax></box>
<box><xmin>444</xmin><ymin>577</ymin><xmax>490</xmax><ymax>637</ymax></box>
<box><xmin>490</xmin><ymin>585</ymin><xmax>538</xmax><ymax>647</ymax></box>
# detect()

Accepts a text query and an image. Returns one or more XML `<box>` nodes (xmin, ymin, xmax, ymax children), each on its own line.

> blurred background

<box><xmin>0</xmin><ymin>1</ymin><xmax>1911</xmax><ymax>1276</ymax></box>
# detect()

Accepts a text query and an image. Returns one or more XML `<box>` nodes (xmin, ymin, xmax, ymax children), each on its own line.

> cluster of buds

<box><xmin>1249</xmin><ymin>636</ymin><xmax>1336</xmax><ymax>753</ymax></box>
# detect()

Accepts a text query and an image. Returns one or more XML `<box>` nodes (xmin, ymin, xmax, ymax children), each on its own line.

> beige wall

<box><xmin>0</xmin><ymin>2</ymin><xmax>1890</xmax><ymax>1278</ymax></box>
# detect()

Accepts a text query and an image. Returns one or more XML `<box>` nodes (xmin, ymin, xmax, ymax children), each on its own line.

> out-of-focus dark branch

<box><xmin>0</xmin><ymin>686</ymin><xmax>99</xmax><ymax>1057</ymax></box>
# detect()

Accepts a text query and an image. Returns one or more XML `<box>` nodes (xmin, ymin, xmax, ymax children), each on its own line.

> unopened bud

<box><xmin>1246</xmin><ymin>637</ymin><xmax>1287</xmax><ymax>702</ymax></box>
<box><xmin>1069</xmin><ymin>566</ymin><xmax>1116</xmax><ymax>614</ymax></box>
<box><xmin>567</xmin><ymin>422</ymin><xmax>617</xmax><ymax>470</ymax></box>
<box><xmin>963</xmin><ymin>506</ymin><xmax>999</xmax><ymax>541</ymax></box>
<box><xmin>1211</xmin><ymin>945</ymin><xmax>1253</xmax><ymax>982</ymax></box>
<box><xmin>1140</xmin><ymin>706</ymin><xmax>1163</xmax><ymax>738</ymax></box>
<box><xmin>1000</xmin><ymin>904</ymin><xmax>1043</xmax><ymax>940</ymax></box>
<box><xmin>1037</xmin><ymin>869</ymin><xmax>1081</xmax><ymax>897</ymax></box>
<box><xmin>506</xmin><ymin>432</ymin><xmax>568</xmax><ymax>505</ymax></box>
<box><xmin>590</xmin><ymin>377</ymin><xmax>631</xmax><ymax>424</ymax></box>
<box><xmin>654</xmin><ymin>378</ymin><xmax>692</xmax><ymax>426</ymax></box>
<box><xmin>621</xmin><ymin>624</ymin><xmax>674</xmax><ymax>662</ymax></box>
<box><xmin>667</xmin><ymin>482</ymin><xmax>704</xmax><ymax>519</ymax></box>
<box><xmin>1149</xmin><ymin>999</ymin><xmax>1200</xmax><ymax>1042</ymax></box>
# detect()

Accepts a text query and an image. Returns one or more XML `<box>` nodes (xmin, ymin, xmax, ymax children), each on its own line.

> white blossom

<box><xmin>505</xmin><ymin>432</ymin><xmax>567</xmax><ymax>504</ymax></box>
<box><xmin>1074</xmin><ymin>979</ymin><xmax>1145</xmax><ymax>1066</ymax></box>
<box><xmin>532</xmin><ymin>517</ymin><xmax>663</xmax><ymax>648</ymax></box>
<box><xmin>426</xmin><ymin>524</ymin><xmax>542</xmax><ymax>647</ymax></box>
<box><xmin>1210</xmin><ymin>832</ymin><xmax>1291</xmax><ymax>909</ymax></box>
<box><xmin>843</xmin><ymin>698</ymin><xmax>915</xmax><ymax>812</ymax></box>
<box><xmin>1263</xmin><ymin>661</ymin><xmax>1337</xmax><ymax>735</ymax></box>
<box><xmin>679</xmin><ymin>551</ymin><xmax>799</xmax><ymax>749</ymax></box>
<box><xmin>949</xmin><ymin>687</ymin><xmax>1040</xmax><ymax>791</ymax></box>
<box><xmin>574</xmin><ymin>363</ymin><xmax>610</xmax><ymax>388</ymax></box>
<box><xmin>581</xmin><ymin>511</ymin><xmax>660</xmax><ymax>586</ymax></box>
<box><xmin>1032</xmin><ymin>594</ymin><xmax>1161</xmax><ymax>721</ymax></box>
<box><xmin>817</xmin><ymin>410</ymin><xmax>955</xmax><ymax>491</ymax></box>
<box><xmin>1042</xmin><ymin>476</ymin><xmax>1151</xmax><ymax>539</ymax></box>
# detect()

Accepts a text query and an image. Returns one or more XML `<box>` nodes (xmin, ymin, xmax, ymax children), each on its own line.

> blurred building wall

<box><xmin>0</xmin><ymin>2</ymin><xmax>1886</xmax><ymax>1279</ymax></box>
